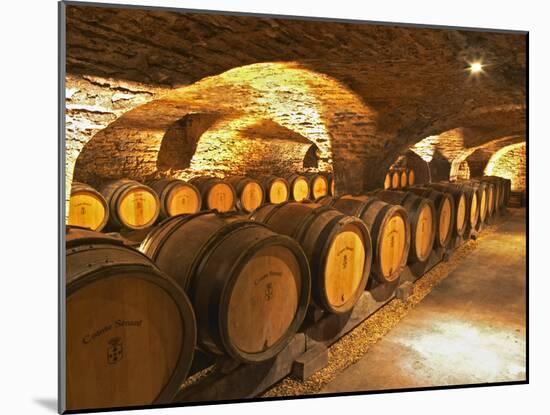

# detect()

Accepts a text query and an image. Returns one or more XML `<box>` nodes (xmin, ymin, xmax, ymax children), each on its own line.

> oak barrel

<box><xmin>226</xmin><ymin>176</ymin><xmax>265</xmax><ymax>213</ymax></box>
<box><xmin>255</xmin><ymin>175</ymin><xmax>290</xmax><ymax>204</ymax></box>
<box><xmin>330</xmin><ymin>195</ymin><xmax>410</xmax><ymax>283</ymax></box>
<box><xmin>65</xmin><ymin>227</ymin><xmax>196</xmax><ymax>410</ymax></box>
<box><xmin>372</xmin><ymin>190</ymin><xmax>436</xmax><ymax>263</ymax></box>
<box><xmin>68</xmin><ymin>182</ymin><xmax>109</xmax><ymax>231</ymax></box>
<box><xmin>428</xmin><ymin>182</ymin><xmax>478</xmax><ymax>238</ymax></box>
<box><xmin>325</xmin><ymin>173</ymin><xmax>336</xmax><ymax>196</ymax></box>
<box><xmin>304</xmin><ymin>172</ymin><xmax>329</xmax><ymax>200</ymax></box>
<box><xmin>407</xmin><ymin>187</ymin><xmax>455</xmax><ymax>249</ymax></box>
<box><xmin>284</xmin><ymin>173</ymin><xmax>310</xmax><ymax>202</ymax></box>
<box><xmin>100</xmin><ymin>179</ymin><xmax>160</xmax><ymax>230</ymax></box>
<box><xmin>408</xmin><ymin>169</ymin><xmax>416</xmax><ymax>186</ymax></box>
<box><xmin>250</xmin><ymin>202</ymin><xmax>372</xmax><ymax>314</ymax></box>
<box><xmin>140</xmin><ymin>212</ymin><xmax>311</xmax><ymax>363</ymax></box>
<box><xmin>425</xmin><ymin>183</ymin><xmax>467</xmax><ymax>238</ymax></box>
<box><xmin>148</xmin><ymin>178</ymin><xmax>202</xmax><ymax>219</ymax></box>
<box><xmin>399</xmin><ymin>169</ymin><xmax>408</xmax><ymax>188</ymax></box>
<box><xmin>384</xmin><ymin>172</ymin><xmax>392</xmax><ymax>190</ymax></box>
<box><xmin>189</xmin><ymin>176</ymin><xmax>236</xmax><ymax>212</ymax></box>
<box><xmin>391</xmin><ymin>171</ymin><xmax>400</xmax><ymax>189</ymax></box>
<box><xmin>463</xmin><ymin>180</ymin><xmax>488</xmax><ymax>226</ymax></box>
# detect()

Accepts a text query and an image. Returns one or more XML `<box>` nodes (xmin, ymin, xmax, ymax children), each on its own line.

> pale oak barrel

<box><xmin>284</xmin><ymin>173</ymin><xmax>310</xmax><ymax>202</ymax></box>
<box><xmin>148</xmin><ymin>178</ymin><xmax>201</xmax><ymax>219</ymax></box>
<box><xmin>65</xmin><ymin>227</ymin><xmax>196</xmax><ymax>410</ymax></box>
<box><xmin>140</xmin><ymin>212</ymin><xmax>310</xmax><ymax>363</ymax></box>
<box><xmin>250</xmin><ymin>202</ymin><xmax>372</xmax><ymax>314</ymax></box>
<box><xmin>68</xmin><ymin>182</ymin><xmax>109</xmax><ymax>231</ymax></box>
<box><xmin>331</xmin><ymin>195</ymin><xmax>410</xmax><ymax>284</ymax></box>
<box><xmin>407</xmin><ymin>187</ymin><xmax>455</xmax><ymax>249</ymax></box>
<box><xmin>408</xmin><ymin>169</ymin><xmax>416</xmax><ymax>186</ymax></box>
<box><xmin>255</xmin><ymin>175</ymin><xmax>290</xmax><ymax>205</ymax></box>
<box><xmin>304</xmin><ymin>172</ymin><xmax>329</xmax><ymax>200</ymax></box>
<box><xmin>100</xmin><ymin>179</ymin><xmax>160</xmax><ymax>231</ymax></box>
<box><xmin>427</xmin><ymin>182</ymin><xmax>477</xmax><ymax>238</ymax></box>
<box><xmin>189</xmin><ymin>176</ymin><xmax>237</xmax><ymax>213</ymax></box>
<box><xmin>372</xmin><ymin>190</ymin><xmax>436</xmax><ymax>263</ymax></box>
<box><xmin>226</xmin><ymin>176</ymin><xmax>265</xmax><ymax>213</ymax></box>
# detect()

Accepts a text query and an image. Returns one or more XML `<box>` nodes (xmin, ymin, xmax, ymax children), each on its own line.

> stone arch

<box><xmin>485</xmin><ymin>142</ymin><xmax>526</xmax><ymax>190</ymax></box>
<box><xmin>72</xmin><ymin>62</ymin><xmax>380</xmax><ymax>195</ymax></box>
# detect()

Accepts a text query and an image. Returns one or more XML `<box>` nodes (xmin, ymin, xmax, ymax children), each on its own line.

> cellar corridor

<box><xmin>321</xmin><ymin>209</ymin><xmax>526</xmax><ymax>393</ymax></box>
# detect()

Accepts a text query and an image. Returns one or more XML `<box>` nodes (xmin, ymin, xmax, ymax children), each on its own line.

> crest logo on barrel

<box><xmin>107</xmin><ymin>337</ymin><xmax>123</xmax><ymax>365</ymax></box>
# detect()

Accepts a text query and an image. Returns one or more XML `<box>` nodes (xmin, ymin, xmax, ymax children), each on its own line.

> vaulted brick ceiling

<box><xmin>66</xmin><ymin>4</ymin><xmax>526</xmax><ymax>194</ymax></box>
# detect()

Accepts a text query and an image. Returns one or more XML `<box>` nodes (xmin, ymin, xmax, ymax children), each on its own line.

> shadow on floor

<box><xmin>34</xmin><ymin>398</ymin><xmax>57</xmax><ymax>413</ymax></box>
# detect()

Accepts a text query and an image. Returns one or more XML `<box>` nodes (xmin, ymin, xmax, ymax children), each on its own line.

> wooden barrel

<box><xmin>255</xmin><ymin>175</ymin><xmax>290</xmax><ymax>204</ymax></box>
<box><xmin>284</xmin><ymin>173</ymin><xmax>310</xmax><ymax>202</ymax></box>
<box><xmin>189</xmin><ymin>176</ymin><xmax>236</xmax><ymax>212</ymax></box>
<box><xmin>100</xmin><ymin>179</ymin><xmax>160</xmax><ymax>230</ymax></box>
<box><xmin>330</xmin><ymin>196</ymin><xmax>410</xmax><ymax>284</ymax></box>
<box><xmin>371</xmin><ymin>190</ymin><xmax>436</xmax><ymax>263</ymax></box>
<box><xmin>304</xmin><ymin>173</ymin><xmax>329</xmax><ymax>200</ymax></box>
<box><xmin>68</xmin><ymin>182</ymin><xmax>109</xmax><ymax>231</ymax></box>
<box><xmin>390</xmin><ymin>171</ymin><xmax>400</xmax><ymax>189</ymax></box>
<box><xmin>464</xmin><ymin>180</ymin><xmax>488</xmax><ymax>225</ymax></box>
<box><xmin>399</xmin><ymin>169</ymin><xmax>408</xmax><ymax>188</ymax></box>
<box><xmin>325</xmin><ymin>173</ymin><xmax>336</xmax><ymax>196</ymax></box>
<box><xmin>250</xmin><ymin>202</ymin><xmax>372</xmax><ymax>314</ymax></box>
<box><xmin>425</xmin><ymin>183</ymin><xmax>467</xmax><ymax>238</ymax></box>
<box><xmin>148</xmin><ymin>178</ymin><xmax>201</xmax><ymax>219</ymax></box>
<box><xmin>65</xmin><ymin>227</ymin><xmax>196</xmax><ymax>410</ymax></box>
<box><xmin>408</xmin><ymin>169</ymin><xmax>415</xmax><ymax>186</ymax></box>
<box><xmin>140</xmin><ymin>212</ymin><xmax>310</xmax><ymax>363</ymax></box>
<box><xmin>483</xmin><ymin>176</ymin><xmax>509</xmax><ymax>209</ymax></box>
<box><xmin>225</xmin><ymin>176</ymin><xmax>265</xmax><ymax>213</ymax></box>
<box><xmin>384</xmin><ymin>172</ymin><xmax>392</xmax><ymax>190</ymax></box>
<box><xmin>407</xmin><ymin>187</ymin><xmax>455</xmax><ymax>249</ymax></box>
<box><xmin>476</xmin><ymin>180</ymin><xmax>495</xmax><ymax>218</ymax></box>
<box><xmin>428</xmin><ymin>182</ymin><xmax>478</xmax><ymax>237</ymax></box>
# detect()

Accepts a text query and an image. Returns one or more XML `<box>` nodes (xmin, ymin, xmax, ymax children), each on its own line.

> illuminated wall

<box><xmin>485</xmin><ymin>143</ymin><xmax>526</xmax><ymax>191</ymax></box>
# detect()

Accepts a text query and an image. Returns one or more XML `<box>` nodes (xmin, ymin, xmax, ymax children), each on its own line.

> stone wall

<box><xmin>486</xmin><ymin>143</ymin><xmax>527</xmax><ymax>191</ymax></box>
<box><xmin>63</xmin><ymin>3</ymin><xmax>526</xmax><ymax>207</ymax></box>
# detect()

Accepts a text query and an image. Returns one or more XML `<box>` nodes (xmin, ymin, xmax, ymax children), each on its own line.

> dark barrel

<box><xmin>225</xmin><ymin>176</ymin><xmax>265</xmax><ymax>213</ymax></box>
<box><xmin>304</xmin><ymin>172</ymin><xmax>329</xmax><ymax>200</ymax></box>
<box><xmin>250</xmin><ymin>202</ymin><xmax>372</xmax><ymax>314</ymax></box>
<box><xmin>140</xmin><ymin>212</ymin><xmax>311</xmax><ymax>363</ymax></box>
<box><xmin>65</xmin><ymin>227</ymin><xmax>196</xmax><ymax>410</ymax></box>
<box><xmin>371</xmin><ymin>190</ymin><xmax>436</xmax><ymax>263</ymax></box>
<box><xmin>407</xmin><ymin>187</ymin><xmax>455</xmax><ymax>249</ymax></box>
<box><xmin>99</xmin><ymin>179</ymin><xmax>160</xmax><ymax>230</ymax></box>
<box><xmin>68</xmin><ymin>182</ymin><xmax>109</xmax><ymax>231</ymax></box>
<box><xmin>332</xmin><ymin>195</ymin><xmax>411</xmax><ymax>283</ymax></box>
<box><xmin>189</xmin><ymin>176</ymin><xmax>237</xmax><ymax>212</ymax></box>
<box><xmin>283</xmin><ymin>173</ymin><xmax>310</xmax><ymax>202</ymax></box>
<box><xmin>148</xmin><ymin>178</ymin><xmax>202</xmax><ymax>219</ymax></box>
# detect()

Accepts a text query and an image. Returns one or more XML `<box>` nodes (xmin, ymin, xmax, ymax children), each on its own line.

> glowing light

<box><xmin>469</xmin><ymin>62</ymin><xmax>484</xmax><ymax>74</ymax></box>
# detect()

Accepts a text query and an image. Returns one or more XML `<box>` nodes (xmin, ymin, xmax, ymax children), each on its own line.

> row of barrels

<box><xmin>65</xmin><ymin>174</ymin><xmax>510</xmax><ymax>410</ymax></box>
<box><xmin>384</xmin><ymin>168</ymin><xmax>416</xmax><ymax>189</ymax></box>
<box><xmin>68</xmin><ymin>173</ymin><xmax>335</xmax><ymax>232</ymax></box>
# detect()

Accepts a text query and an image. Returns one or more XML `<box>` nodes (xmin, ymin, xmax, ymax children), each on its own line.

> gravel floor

<box><xmin>262</xmin><ymin>222</ymin><xmax>500</xmax><ymax>397</ymax></box>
